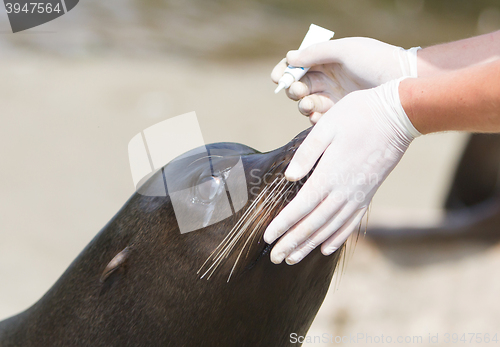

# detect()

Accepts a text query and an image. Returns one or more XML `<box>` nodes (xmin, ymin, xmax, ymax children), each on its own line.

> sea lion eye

<box><xmin>196</xmin><ymin>176</ymin><xmax>223</xmax><ymax>202</ymax></box>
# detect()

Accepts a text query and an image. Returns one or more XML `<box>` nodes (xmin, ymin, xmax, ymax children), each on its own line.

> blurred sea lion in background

<box><xmin>369</xmin><ymin>133</ymin><xmax>500</xmax><ymax>242</ymax></box>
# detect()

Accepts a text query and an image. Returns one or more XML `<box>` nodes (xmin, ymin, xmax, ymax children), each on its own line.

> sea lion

<box><xmin>368</xmin><ymin>133</ymin><xmax>500</xmax><ymax>242</ymax></box>
<box><xmin>0</xmin><ymin>127</ymin><xmax>345</xmax><ymax>347</ymax></box>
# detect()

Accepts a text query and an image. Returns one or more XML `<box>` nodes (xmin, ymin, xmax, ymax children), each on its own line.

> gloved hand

<box><xmin>263</xmin><ymin>77</ymin><xmax>421</xmax><ymax>265</ymax></box>
<box><xmin>271</xmin><ymin>37</ymin><xmax>420</xmax><ymax>123</ymax></box>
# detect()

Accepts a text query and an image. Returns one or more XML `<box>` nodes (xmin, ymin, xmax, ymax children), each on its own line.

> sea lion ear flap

<box><xmin>445</xmin><ymin>134</ymin><xmax>500</xmax><ymax>210</ymax></box>
<box><xmin>100</xmin><ymin>247</ymin><xmax>130</xmax><ymax>283</ymax></box>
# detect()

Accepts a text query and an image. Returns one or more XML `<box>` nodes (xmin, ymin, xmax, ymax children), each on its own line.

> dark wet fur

<box><xmin>0</xmin><ymin>128</ymin><xmax>346</xmax><ymax>347</ymax></box>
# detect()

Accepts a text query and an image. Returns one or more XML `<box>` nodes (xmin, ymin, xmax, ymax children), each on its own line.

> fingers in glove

<box><xmin>271</xmin><ymin>58</ymin><xmax>287</xmax><ymax>84</ymax></box>
<box><xmin>263</xmin><ymin>167</ymin><xmax>334</xmax><ymax>245</ymax></box>
<box><xmin>286</xmin><ymin>71</ymin><xmax>332</xmax><ymax>101</ymax></box>
<box><xmin>285</xmin><ymin>81</ymin><xmax>309</xmax><ymax>101</ymax></box>
<box><xmin>285</xmin><ymin>117</ymin><xmax>335</xmax><ymax>181</ymax></box>
<box><xmin>298</xmin><ymin>93</ymin><xmax>334</xmax><ymax>116</ymax></box>
<box><xmin>284</xmin><ymin>203</ymin><xmax>362</xmax><ymax>264</ymax></box>
<box><xmin>320</xmin><ymin>207</ymin><xmax>368</xmax><ymax>256</ymax></box>
<box><xmin>310</xmin><ymin>112</ymin><xmax>324</xmax><ymax>124</ymax></box>
<box><xmin>269</xmin><ymin>195</ymin><xmax>346</xmax><ymax>264</ymax></box>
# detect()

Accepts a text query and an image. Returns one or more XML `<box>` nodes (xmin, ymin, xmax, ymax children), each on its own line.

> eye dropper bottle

<box><xmin>275</xmin><ymin>24</ymin><xmax>334</xmax><ymax>94</ymax></box>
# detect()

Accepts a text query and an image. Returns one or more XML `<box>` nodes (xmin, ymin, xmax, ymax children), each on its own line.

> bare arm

<box><xmin>418</xmin><ymin>30</ymin><xmax>500</xmax><ymax>77</ymax></box>
<box><xmin>401</xmin><ymin>59</ymin><xmax>500</xmax><ymax>134</ymax></box>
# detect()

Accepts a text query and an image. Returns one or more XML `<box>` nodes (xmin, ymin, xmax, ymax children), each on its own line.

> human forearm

<box><xmin>401</xmin><ymin>59</ymin><xmax>500</xmax><ymax>134</ymax></box>
<box><xmin>417</xmin><ymin>30</ymin><xmax>500</xmax><ymax>77</ymax></box>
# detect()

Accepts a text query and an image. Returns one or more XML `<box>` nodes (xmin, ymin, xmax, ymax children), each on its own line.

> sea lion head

<box><xmin>4</xmin><ymin>127</ymin><xmax>344</xmax><ymax>347</ymax></box>
<box><xmin>122</xmin><ymin>126</ymin><xmax>319</xmax><ymax>281</ymax></box>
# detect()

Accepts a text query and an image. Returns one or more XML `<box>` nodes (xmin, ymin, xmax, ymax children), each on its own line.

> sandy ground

<box><xmin>0</xmin><ymin>57</ymin><xmax>498</xmax><ymax>346</ymax></box>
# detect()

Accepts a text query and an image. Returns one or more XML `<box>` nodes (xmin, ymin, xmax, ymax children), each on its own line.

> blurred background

<box><xmin>0</xmin><ymin>0</ymin><xmax>499</xmax><ymax>345</ymax></box>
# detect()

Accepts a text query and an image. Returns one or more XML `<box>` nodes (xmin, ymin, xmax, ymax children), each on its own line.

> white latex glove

<box><xmin>271</xmin><ymin>37</ymin><xmax>420</xmax><ymax>123</ymax></box>
<box><xmin>263</xmin><ymin>77</ymin><xmax>421</xmax><ymax>265</ymax></box>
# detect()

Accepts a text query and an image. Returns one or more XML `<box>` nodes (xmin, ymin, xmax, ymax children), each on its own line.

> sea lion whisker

<box><xmin>228</xmin><ymin>225</ymin><xmax>260</xmax><ymax>282</ymax></box>
<box><xmin>208</xmin><ymin>203</ymin><xmax>268</xmax><ymax>270</ymax></box>
<box><xmin>236</xmin><ymin>179</ymin><xmax>290</xmax><ymax>246</ymax></box>
<box><xmin>200</xmin><ymin>176</ymin><xmax>299</xmax><ymax>281</ymax></box>
<box><xmin>253</xmin><ymin>179</ymin><xmax>291</xmax><ymax>225</ymax></box>
<box><xmin>226</xmin><ymin>179</ymin><xmax>293</xmax><ymax>280</ymax></box>
<box><xmin>227</xmin><ymin>206</ymin><xmax>280</xmax><ymax>280</ymax></box>
<box><xmin>210</xmin><ymin>184</ymin><xmax>272</xmax><ymax>255</ymax></box>
<box><xmin>212</xmin><ymin>176</ymin><xmax>280</xmax><ymax>251</ymax></box>
<box><xmin>241</xmin><ymin>182</ymin><xmax>294</xmax><ymax>260</ymax></box>
<box><xmin>200</xmin><ymin>191</ymin><xmax>275</xmax><ymax>278</ymax></box>
<box><xmin>197</xmin><ymin>183</ymin><xmax>273</xmax><ymax>275</ymax></box>
<box><xmin>246</xmin><ymin>182</ymin><xmax>294</xmax><ymax>245</ymax></box>
<box><xmin>243</xmin><ymin>195</ymin><xmax>283</xmax><ymax>259</ymax></box>
<box><xmin>199</xmin><ymin>188</ymin><xmax>271</xmax><ymax>278</ymax></box>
